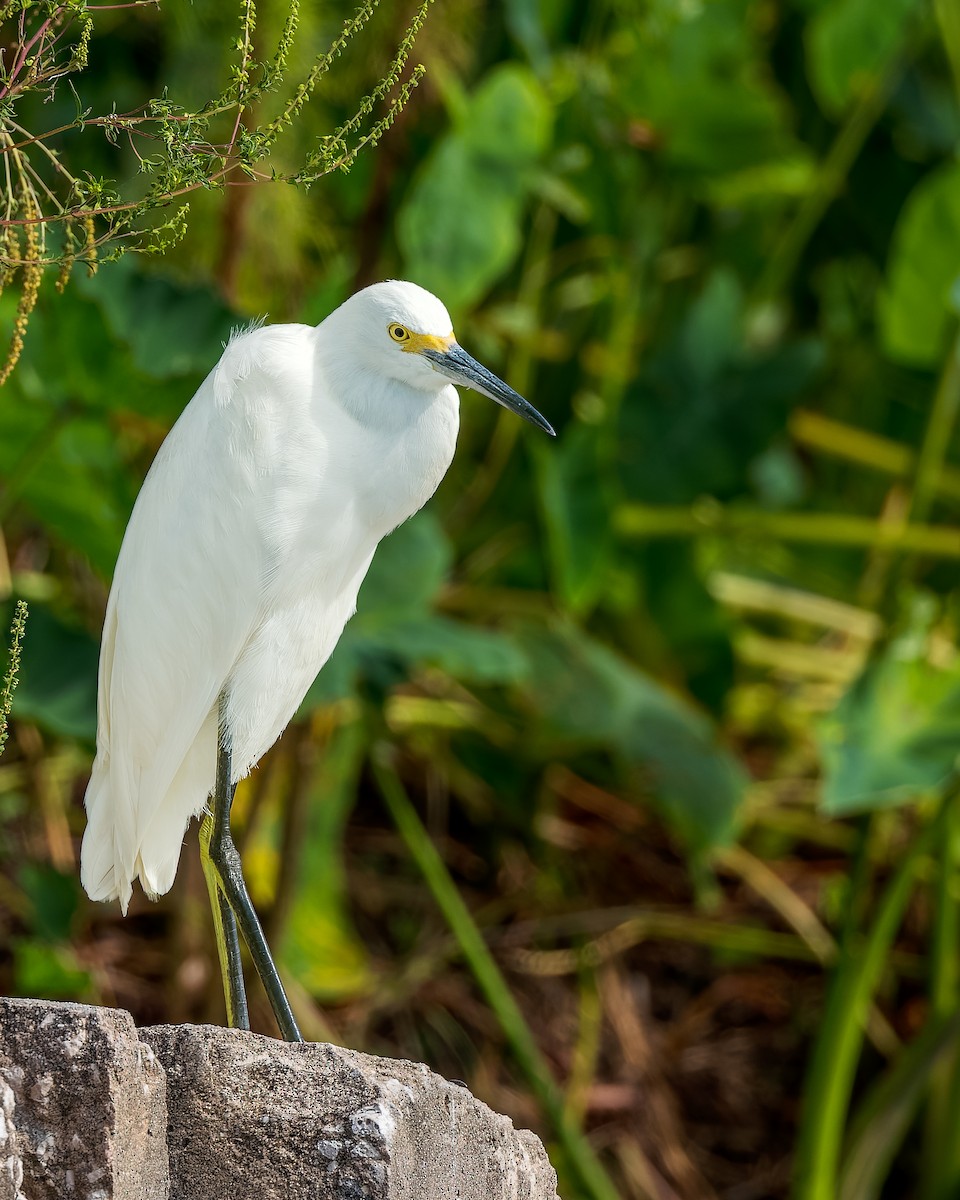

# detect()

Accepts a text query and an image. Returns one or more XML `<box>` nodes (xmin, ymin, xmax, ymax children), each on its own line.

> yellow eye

<box><xmin>388</xmin><ymin>324</ymin><xmax>411</xmax><ymax>343</ymax></box>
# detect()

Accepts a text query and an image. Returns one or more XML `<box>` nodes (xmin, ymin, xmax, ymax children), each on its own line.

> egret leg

<box><xmin>199</xmin><ymin>806</ymin><xmax>249</xmax><ymax>1031</ymax></box>
<box><xmin>204</xmin><ymin>700</ymin><xmax>303</xmax><ymax>1043</ymax></box>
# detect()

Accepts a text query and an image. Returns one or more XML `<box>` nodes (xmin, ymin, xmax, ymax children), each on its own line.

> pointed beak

<box><xmin>422</xmin><ymin>343</ymin><xmax>555</xmax><ymax>437</ymax></box>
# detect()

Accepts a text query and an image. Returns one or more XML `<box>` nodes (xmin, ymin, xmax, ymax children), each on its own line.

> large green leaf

<box><xmin>516</xmin><ymin>623</ymin><xmax>746</xmax><ymax>851</ymax></box>
<box><xmin>397</xmin><ymin>64</ymin><xmax>551</xmax><ymax>309</ymax></box>
<box><xmin>365</xmin><ymin>616</ymin><xmax>528</xmax><ymax>686</ymax></box>
<box><xmin>0</xmin><ymin>412</ymin><xmax>134</xmax><ymax>576</ymax></box>
<box><xmin>805</xmin><ymin>0</ymin><xmax>916</xmax><ymax>116</ymax></box>
<box><xmin>6</xmin><ymin>604</ymin><xmax>99</xmax><ymax>743</ymax></box>
<box><xmin>619</xmin><ymin>0</ymin><xmax>801</xmax><ymax>176</ymax></box>
<box><xmin>461</xmin><ymin>63</ymin><xmax>552</xmax><ymax>164</ymax></box>
<box><xmin>302</xmin><ymin>512</ymin><xmax>528</xmax><ymax>706</ymax></box>
<box><xmin>300</xmin><ymin>511</ymin><xmax>452</xmax><ymax>707</ymax></box>
<box><xmin>878</xmin><ymin>161</ymin><xmax>960</xmax><ymax>367</ymax></box>
<box><xmin>819</xmin><ymin>618</ymin><xmax>960</xmax><ymax>815</ymax></box>
<box><xmin>77</xmin><ymin>257</ymin><xmax>236</xmax><ymax>380</ymax></box>
<box><xmin>354</xmin><ymin>508</ymin><xmax>452</xmax><ymax>624</ymax></box>
<box><xmin>619</xmin><ymin>271</ymin><xmax>823</xmax><ymax>504</ymax></box>
<box><xmin>397</xmin><ymin>140</ymin><xmax>522</xmax><ymax>309</ymax></box>
<box><xmin>0</xmin><ymin>269</ymin><xmax>224</xmax><ymax>576</ymax></box>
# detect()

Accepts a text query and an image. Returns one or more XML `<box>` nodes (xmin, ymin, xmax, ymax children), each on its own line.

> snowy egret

<box><xmin>80</xmin><ymin>280</ymin><xmax>553</xmax><ymax>1040</ymax></box>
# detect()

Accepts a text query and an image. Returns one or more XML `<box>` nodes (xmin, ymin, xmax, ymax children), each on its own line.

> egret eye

<box><xmin>388</xmin><ymin>324</ymin><xmax>411</xmax><ymax>344</ymax></box>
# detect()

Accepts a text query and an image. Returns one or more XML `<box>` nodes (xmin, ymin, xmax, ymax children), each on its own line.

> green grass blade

<box><xmin>921</xmin><ymin>791</ymin><xmax>960</xmax><ymax>1199</ymax></box>
<box><xmin>793</xmin><ymin>815</ymin><xmax>939</xmax><ymax>1200</ymax></box>
<box><xmin>372</xmin><ymin>747</ymin><xmax>620</xmax><ymax>1200</ymax></box>
<box><xmin>841</xmin><ymin>1011</ymin><xmax>960</xmax><ymax>1200</ymax></box>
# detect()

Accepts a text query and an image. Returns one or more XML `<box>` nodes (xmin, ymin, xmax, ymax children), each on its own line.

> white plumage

<box><xmin>80</xmin><ymin>280</ymin><xmax>552</xmax><ymax>919</ymax></box>
<box><xmin>79</xmin><ymin>277</ymin><xmax>555</xmax><ymax>1044</ymax></box>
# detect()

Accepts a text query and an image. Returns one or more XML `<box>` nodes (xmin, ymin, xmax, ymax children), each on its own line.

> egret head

<box><xmin>346</xmin><ymin>280</ymin><xmax>555</xmax><ymax>436</ymax></box>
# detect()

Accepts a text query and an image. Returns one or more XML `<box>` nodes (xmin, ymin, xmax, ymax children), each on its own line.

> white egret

<box><xmin>80</xmin><ymin>279</ymin><xmax>553</xmax><ymax>1040</ymax></box>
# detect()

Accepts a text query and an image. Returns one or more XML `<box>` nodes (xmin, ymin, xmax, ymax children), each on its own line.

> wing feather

<box><xmin>81</xmin><ymin>324</ymin><xmax>313</xmax><ymax>908</ymax></box>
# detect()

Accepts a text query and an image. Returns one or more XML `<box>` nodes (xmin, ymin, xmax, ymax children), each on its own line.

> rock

<box><xmin>141</xmin><ymin>1023</ymin><xmax>561</xmax><ymax>1200</ymax></box>
<box><xmin>0</xmin><ymin>1000</ymin><xmax>560</xmax><ymax>1200</ymax></box>
<box><xmin>0</xmin><ymin>998</ymin><xmax>168</xmax><ymax>1200</ymax></box>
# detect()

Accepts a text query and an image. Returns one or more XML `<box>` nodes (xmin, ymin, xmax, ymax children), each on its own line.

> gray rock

<box><xmin>0</xmin><ymin>1000</ymin><xmax>559</xmax><ymax>1200</ymax></box>
<box><xmin>141</xmin><ymin>1023</ymin><xmax>560</xmax><ymax>1200</ymax></box>
<box><xmin>0</xmin><ymin>998</ymin><xmax>168</xmax><ymax>1200</ymax></box>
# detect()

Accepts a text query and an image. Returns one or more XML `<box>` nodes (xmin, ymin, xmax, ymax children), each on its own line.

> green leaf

<box><xmin>78</xmin><ymin>256</ymin><xmax>236</xmax><ymax>380</ymax></box>
<box><xmin>397</xmin><ymin>139</ymin><xmax>523</xmax><ymax>310</ymax></box>
<box><xmin>398</xmin><ymin>64</ymin><xmax>551</xmax><ymax>309</ymax></box>
<box><xmin>805</xmin><ymin>0</ymin><xmax>915</xmax><ymax>116</ymax></box>
<box><xmin>4</xmin><ymin>279</ymin><xmax>190</xmax><ymax>420</ymax></box>
<box><xmin>302</xmin><ymin>515</ymin><xmax>527</xmax><ymax>707</ymax></box>
<box><xmin>516</xmin><ymin>624</ymin><xmax>746</xmax><ymax>850</ymax></box>
<box><xmin>0</xmin><ymin>277</ymin><xmax>214</xmax><ymax>576</ymax></box>
<box><xmin>878</xmin><ymin>161</ymin><xmax>960</xmax><ymax>367</ymax></box>
<box><xmin>619</xmin><ymin>1</ymin><xmax>801</xmax><ymax>176</ymax></box>
<box><xmin>301</xmin><ymin>512</ymin><xmax>454</xmax><ymax>707</ymax></box>
<box><xmin>504</xmin><ymin>0</ymin><xmax>575</xmax><ymax>73</ymax></box>
<box><xmin>619</xmin><ymin>271</ymin><xmax>823</xmax><ymax>503</ymax></box>
<box><xmin>0</xmin><ymin>413</ymin><xmax>134</xmax><ymax>576</ymax></box>
<box><xmin>6</xmin><ymin>604</ymin><xmax>99</xmax><ymax>742</ymax></box>
<box><xmin>819</xmin><ymin>618</ymin><xmax>960</xmax><ymax>815</ymax></box>
<box><xmin>459</xmin><ymin>64</ymin><xmax>552</xmax><ymax>164</ymax></box>
<box><xmin>19</xmin><ymin>864</ymin><xmax>82</xmax><ymax>942</ymax></box>
<box><xmin>354</xmin><ymin>510</ymin><xmax>452</xmax><ymax>625</ymax></box>
<box><xmin>366</xmin><ymin>616</ymin><xmax>529</xmax><ymax>685</ymax></box>
<box><xmin>12</xmin><ymin>939</ymin><xmax>93</xmax><ymax>1001</ymax></box>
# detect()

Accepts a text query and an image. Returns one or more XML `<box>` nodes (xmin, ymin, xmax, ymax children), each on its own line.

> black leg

<box><xmin>199</xmin><ymin>732</ymin><xmax>250</xmax><ymax>1031</ymax></box>
<box><xmin>215</xmin><ymin>886</ymin><xmax>249</xmax><ymax>1027</ymax></box>
<box><xmin>205</xmin><ymin>698</ymin><xmax>303</xmax><ymax>1043</ymax></box>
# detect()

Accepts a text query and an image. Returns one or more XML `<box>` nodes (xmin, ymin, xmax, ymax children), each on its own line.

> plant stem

<box><xmin>616</xmin><ymin>504</ymin><xmax>960</xmax><ymax>557</ymax></box>
<box><xmin>789</xmin><ymin>409</ymin><xmax>960</xmax><ymax>504</ymax></box>
<box><xmin>910</xmin><ymin>330</ymin><xmax>960</xmax><ymax>526</ymax></box>
<box><xmin>753</xmin><ymin>62</ymin><xmax>900</xmax><ymax>304</ymax></box>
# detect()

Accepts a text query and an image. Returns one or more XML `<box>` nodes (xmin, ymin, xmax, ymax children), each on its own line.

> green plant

<box><xmin>0</xmin><ymin>0</ymin><xmax>431</xmax><ymax>378</ymax></box>
<box><xmin>0</xmin><ymin>599</ymin><xmax>26</xmax><ymax>758</ymax></box>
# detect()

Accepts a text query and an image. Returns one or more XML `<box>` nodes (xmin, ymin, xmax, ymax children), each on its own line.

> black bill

<box><xmin>423</xmin><ymin>343</ymin><xmax>555</xmax><ymax>437</ymax></box>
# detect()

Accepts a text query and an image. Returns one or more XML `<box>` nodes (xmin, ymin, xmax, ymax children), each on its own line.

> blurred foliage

<box><xmin>3</xmin><ymin>1</ymin><xmax>960</xmax><ymax>1197</ymax></box>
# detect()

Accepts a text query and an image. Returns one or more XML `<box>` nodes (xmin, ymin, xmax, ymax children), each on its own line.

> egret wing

<box><xmin>81</xmin><ymin>326</ymin><xmax>309</xmax><ymax>909</ymax></box>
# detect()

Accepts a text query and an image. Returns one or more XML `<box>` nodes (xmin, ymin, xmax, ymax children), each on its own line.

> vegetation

<box><xmin>0</xmin><ymin>0</ymin><xmax>430</xmax><ymax>379</ymax></box>
<box><xmin>2</xmin><ymin>1</ymin><xmax>960</xmax><ymax>1196</ymax></box>
<box><xmin>0</xmin><ymin>600</ymin><xmax>26</xmax><ymax>757</ymax></box>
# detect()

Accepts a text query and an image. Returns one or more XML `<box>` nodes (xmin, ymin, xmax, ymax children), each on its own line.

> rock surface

<box><xmin>0</xmin><ymin>998</ymin><xmax>167</xmax><ymax>1200</ymax></box>
<box><xmin>142</xmin><ymin>1023</ymin><xmax>559</xmax><ymax>1200</ymax></box>
<box><xmin>0</xmin><ymin>999</ymin><xmax>560</xmax><ymax>1200</ymax></box>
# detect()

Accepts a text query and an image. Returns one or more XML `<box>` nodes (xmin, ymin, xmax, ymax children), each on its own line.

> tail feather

<box><xmin>80</xmin><ymin>759</ymin><xmax>135</xmax><ymax>913</ymax></box>
<box><xmin>81</xmin><ymin>706</ymin><xmax>217</xmax><ymax>910</ymax></box>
